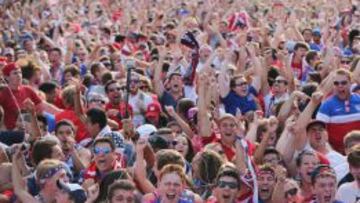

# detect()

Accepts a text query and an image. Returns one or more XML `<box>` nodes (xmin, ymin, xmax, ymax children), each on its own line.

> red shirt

<box><xmin>83</xmin><ymin>159</ymin><xmax>125</xmax><ymax>183</ymax></box>
<box><xmin>55</xmin><ymin>108</ymin><xmax>89</xmax><ymax>142</ymax></box>
<box><xmin>291</xmin><ymin>60</ymin><xmax>303</xmax><ymax>80</ymax></box>
<box><xmin>200</xmin><ymin>133</ymin><xmax>255</xmax><ymax>161</ymax></box>
<box><xmin>0</xmin><ymin>85</ymin><xmax>42</xmax><ymax>129</ymax></box>
<box><xmin>105</xmin><ymin>102</ymin><xmax>133</xmax><ymax>129</ymax></box>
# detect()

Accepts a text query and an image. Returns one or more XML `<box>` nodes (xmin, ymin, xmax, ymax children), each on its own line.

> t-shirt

<box><xmin>55</xmin><ymin>109</ymin><xmax>89</xmax><ymax>143</ymax></box>
<box><xmin>336</xmin><ymin>181</ymin><xmax>360</xmax><ymax>203</ymax></box>
<box><xmin>105</xmin><ymin>102</ymin><xmax>133</xmax><ymax>129</ymax></box>
<box><xmin>129</xmin><ymin>91</ymin><xmax>153</xmax><ymax>127</ymax></box>
<box><xmin>316</xmin><ymin>94</ymin><xmax>360</xmax><ymax>153</ymax></box>
<box><xmin>221</xmin><ymin>87</ymin><xmax>258</xmax><ymax>116</ymax></box>
<box><xmin>0</xmin><ymin>85</ymin><xmax>42</xmax><ymax>129</ymax></box>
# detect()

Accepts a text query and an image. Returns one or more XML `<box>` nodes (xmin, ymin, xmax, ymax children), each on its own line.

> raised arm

<box><xmin>198</xmin><ymin>73</ymin><xmax>212</xmax><ymax>138</ymax></box>
<box><xmin>152</xmin><ymin>47</ymin><xmax>165</xmax><ymax>97</ymax></box>
<box><xmin>165</xmin><ymin>106</ymin><xmax>195</xmax><ymax>138</ymax></box>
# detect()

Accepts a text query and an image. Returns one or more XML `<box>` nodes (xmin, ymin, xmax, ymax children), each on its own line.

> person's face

<box><xmin>263</xmin><ymin>153</ymin><xmax>280</xmax><ymax>165</ymax></box>
<box><xmin>333</xmin><ymin>74</ymin><xmax>351</xmax><ymax>100</ymax></box>
<box><xmin>272</xmin><ymin>76</ymin><xmax>288</xmax><ymax>94</ymax></box>
<box><xmin>258</xmin><ymin>171</ymin><xmax>276</xmax><ymax>201</ymax></box>
<box><xmin>129</xmin><ymin>76</ymin><xmax>139</xmax><ymax>94</ymax></box>
<box><xmin>64</xmin><ymin>72</ymin><xmax>73</xmax><ymax>84</ymax></box>
<box><xmin>24</xmin><ymin>40</ymin><xmax>35</xmax><ymax>52</ymax></box>
<box><xmin>107</xmin><ymin>83</ymin><xmax>122</xmax><ymax>104</ymax></box>
<box><xmin>303</xmin><ymin>30</ymin><xmax>313</xmax><ymax>42</ymax></box>
<box><xmin>49</xmin><ymin>51</ymin><xmax>62</xmax><ymax>65</ymax></box>
<box><xmin>232</xmin><ymin>77</ymin><xmax>248</xmax><ymax>97</ymax></box>
<box><xmin>213</xmin><ymin>176</ymin><xmax>239</xmax><ymax>202</ymax></box>
<box><xmin>86</xmin><ymin>121</ymin><xmax>100</xmax><ymax>138</ymax></box>
<box><xmin>168</xmin><ymin>124</ymin><xmax>183</xmax><ymax>134</ymax></box>
<box><xmin>5</xmin><ymin>54</ymin><xmax>14</xmax><ymax>62</ymax></box>
<box><xmin>349</xmin><ymin>165</ymin><xmax>360</xmax><ymax>183</ymax></box>
<box><xmin>313</xmin><ymin>176</ymin><xmax>336</xmax><ymax>203</ymax></box>
<box><xmin>308</xmin><ymin>124</ymin><xmax>328</xmax><ymax>150</ymax></box>
<box><xmin>56</xmin><ymin>125</ymin><xmax>75</xmax><ymax>154</ymax></box>
<box><xmin>313</xmin><ymin>35</ymin><xmax>321</xmax><ymax>43</ymax></box>
<box><xmin>173</xmin><ymin>136</ymin><xmax>189</xmax><ymax>158</ymax></box>
<box><xmin>77</xmin><ymin>49</ymin><xmax>87</xmax><ymax>62</ymax></box>
<box><xmin>93</xmin><ymin>142</ymin><xmax>116</xmax><ymax>172</ymax></box>
<box><xmin>7</xmin><ymin>68</ymin><xmax>22</xmax><ymax>87</ymax></box>
<box><xmin>219</xmin><ymin>118</ymin><xmax>237</xmax><ymax>144</ymax></box>
<box><xmin>315</xmin><ymin>63</ymin><xmax>327</xmax><ymax>79</ymax></box>
<box><xmin>169</xmin><ymin>75</ymin><xmax>183</xmax><ymax>93</ymax></box>
<box><xmin>295</xmin><ymin>47</ymin><xmax>308</xmax><ymax>59</ymax></box>
<box><xmin>51</xmin><ymin>145</ymin><xmax>65</xmax><ymax>161</ymax></box>
<box><xmin>110</xmin><ymin>189</ymin><xmax>135</xmax><ymax>203</ymax></box>
<box><xmin>199</xmin><ymin>48</ymin><xmax>211</xmax><ymax>62</ymax></box>
<box><xmin>158</xmin><ymin>172</ymin><xmax>184</xmax><ymax>203</ymax></box>
<box><xmin>299</xmin><ymin>154</ymin><xmax>320</xmax><ymax>183</ymax></box>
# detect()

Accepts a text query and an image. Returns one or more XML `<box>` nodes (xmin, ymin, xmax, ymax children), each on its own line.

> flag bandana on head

<box><xmin>180</xmin><ymin>31</ymin><xmax>200</xmax><ymax>49</ymax></box>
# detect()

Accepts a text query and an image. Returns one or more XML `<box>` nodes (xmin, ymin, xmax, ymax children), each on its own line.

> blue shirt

<box><xmin>221</xmin><ymin>86</ymin><xmax>258</xmax><ymax>115</ymax></box>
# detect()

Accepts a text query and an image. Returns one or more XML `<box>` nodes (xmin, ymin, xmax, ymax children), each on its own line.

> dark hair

<box><xmin>229</xmin><ymin>74</ymin><xmax>246</xmax><ymax>89</ymax></box>
<box><xmin>104</xmin><ymin>80</ymin><xmax>118</xmax><ymax>94</ymax></box>
<box><xmin>294</xmin><ymin>42</ymin><xmax>309</xmax><ymax>51</ymax></box>
<box><xmin>21</xmin><ymin>61</ymin><xmax>39</xmax><ymax>80</ymax></box>
<box><xmin>176</xmin><ymin>98</ymin><xmax>195</xmax><ymax>120</ymax></box>
<box><xmin>86</xmin><ymin>108</ymin><xmax>107</xmax><ymax>129</ymax></box>
<box><xmin>32</xmin><ymin>139</ymin><xmax>59</xmax><ymax>165</ymax></box>
<box><xmin>90</xmin><ymin>63</ymin><xmax>101</xmax><ymax>76</ymax></box>
<box><xmin>97</xmin><ymin>170</ymin><xmax>130</xmax><ymax>202</ymax></box>
<box><xmin>36</xmin><ymin>115</ymin><xmax>48</xmax><ymax>128</ymax></box>
<box><xmin>155</xmin><ymin>149</ymin><xmax>185</xmax><ymax>171</ymax></box>
<box><xmin>176</xmin><ymin>134</ymin><xmax>195</xmax><ymax>162</ymax></box>
<box><xmin>101</xmin><ymin>71</ymin><xmax>113</xmax><ymax>85</ymax></box>
<box><xmin>39</xmin><ymin>82</ymin><xmax>57</xmax><ymax>94</ymax></box>
<box><xmin>107</xmin><ymin>180</ymin><xmax>136</xmax><ymax>201</ymax></box>
<box><xmin>305</xmin><ymin>51</ymin><xmax>318</xmax><ymax>64</ymax></box>
<box><xmin>50</xmin><ymin>47</ymin><xmax>63</xmax><ymax>56</ymax></box>
<box><xmin>215</xmin><ymin>164</ymin><xmax>241</xmax><ymax>189</ymax></box>
<box><xmin>347</xmin><ymin>144</ymin><xmax>360</xmax><ymax>167</ymax></box>
<box><xmin>64</xmin><ymin>65</ymin><xmax>80</xmax><ymax>77</ymax></box>
<box><xmin>93</xmin><ymin>137</ymin><xmax>116</xmax><ymax>151</ymax></box>
<box><xmin>100</xmin><ymin>27</ymin><xmax>111</xmax><ymax>36</ymax></box>
<box><xmin>197</xmin><ymin>150</ymin><xmax>224</xmax><ymax>184</ymax></box>
<box><xmin>55</xmin><ymin>120</ymin><xmax>75</xmax><ymax>134</ymax></box>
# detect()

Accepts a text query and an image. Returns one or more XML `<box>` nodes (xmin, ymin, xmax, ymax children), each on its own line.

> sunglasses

<box><xmin>90</xmin><ymin>99</ymin><xmax>105</xmax><ymax>104</ymax></box>
<box><xmin>333</xmin><ymin>80</ymin><xmax>348</xmax><ymax>86</ymax></box>
<box><xmin>108</xmin><ymin>87</ymin><xmax>122</xmax><ymax>92</ymax></box>
<box><xmin>140</xmin><ymin>85</ymin><xmax>149</xmax><ymax>90</ymax></box>
<box><xmin>341</xmin><ymin>60</ymin><xmax>351</xmax><ymax>64</ymax></box>
<box><xmin>235</xmin><ymin>82</ymin><xmax>247</xmax><ymax>87</ymax></box>
<box><xmin>217</xmin><ymin>180</ymin><xmax>238</xmax><ymax>189</ymax></box>
<box><xmin>93</xmin><ymin>147</ymin><xmax>112</xmax><ymax>155</ymax></box>
<box><xmin>285</xmin><ymin>188</ymin><xmax>298</xmax><ymax>197</ymax></box>
<box><xmin>274</xmin><ymin>79</ymin><xmax>288</xmax><ymax>84</ymax></box>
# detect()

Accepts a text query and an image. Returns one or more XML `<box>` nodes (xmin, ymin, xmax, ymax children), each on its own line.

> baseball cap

<box><xmin>2</xmin><ymin>63</ymin><xmax>20</xmax><ymax>76</ymax></box>
<box><xmin>136</xmin><ymin>124</ymin><xmax>157</xmax><ymax>137</ymax></box>
<box><xmin>3</xmin><ymin>48</ymin><xmax>14</xmax><ymax>56</ymax></box>
<box><xmin>146</xmin><ymin>102</ymin><xmax>162</xmax><ymax>119</ymax></box>
<box><xmin>312</xmin><ymin>28</ymin><xmax>321</xmax><ymax>37</ymax></box>
<box><xmin>306</xmin><ymin>120</ymin><xmax>326</xmax><ymax>132</ymax></box>
<box><xmin>57</xmin><ymin>181</ymin><xmax>87</xmax><ymax>203</ymax></box>
<box><xmin>218</xmin><ymin>113</ymin><xmax>237</xmax><ymax>123</ymax></box>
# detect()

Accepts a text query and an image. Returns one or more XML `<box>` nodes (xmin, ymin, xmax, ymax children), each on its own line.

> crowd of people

<box><xmin>0</xmin><ymin>0</ymin><xmax>360</xmax><ymax>202</ymax></box>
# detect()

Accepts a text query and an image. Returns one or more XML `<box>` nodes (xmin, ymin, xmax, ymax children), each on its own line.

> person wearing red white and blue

<box><xmin>316</xmin><ymin>69</ymin><xmax>360</xmax><ymax>154</ymax></box>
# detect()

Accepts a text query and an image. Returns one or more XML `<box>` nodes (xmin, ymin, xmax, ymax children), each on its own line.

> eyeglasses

<box><xmin>140</xmin><ymin>85</ymin><xmax>149</xmax><ymax>90</ymax></box>
<box><xmin>333</xmin><ymin>80</ymin><xmax>348</xmax><ymax>86</ymax></box>
<box><xmin>285</xmin><ymin>188</ymin><xmax>298</xmax><ymax>197</ymax></box>
<box><xmin>93</xmin><ymin>147</ymin><xmax>112</xmax><ymax>155</ymax></box>
<box><xmin>90</xmin><ymin>99</ymin><xmax>105</xmax><ymax>104</ymax></box>
<box><xmin>234</xmin><ymin>82</ymin><xmax>247</xmax><ymax>87</ymax></box>
<box><xmin>217</xmin><ymin>180</ymin><xmax>238</xmax><ymax>189</ymax></box>
<box><xmin>108</xmin><ymin>87</ymin><xmax>122</xmax><ymax>92</ymax></box>
<box><xmin>274</xmin><ymin>79</ymin><xmax>288</xmax><ymax>84</ymax></box>
<box><xmin>341</xmin><ymin>60</ymin><xmax>351</xmax><ymax>65</ymax></box>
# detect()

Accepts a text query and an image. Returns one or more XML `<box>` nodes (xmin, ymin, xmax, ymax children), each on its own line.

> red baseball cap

<box><xmin>146</xmin><ymin>102</ymin><xmax>161</xmax><ymax>119</ymax></box>
<box><xmin>2</xmin><ymin>63</ymin><xmax>19</xmax><ymax>76</ymax></box>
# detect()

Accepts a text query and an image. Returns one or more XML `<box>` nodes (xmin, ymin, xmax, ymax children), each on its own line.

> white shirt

<box><xmin>264</xmin><ymin>93</ymin><xmax>289</xmax><ymax>117</ymax></box>
<box><xmin>336</xmin><ymin>181</ymin><xmax>360</xmax><ymax>203</ymax></box>
<box><xmin>129</xmin><ymin>91</ymin><xmax>153</xmax><ymax>127</ymax></box>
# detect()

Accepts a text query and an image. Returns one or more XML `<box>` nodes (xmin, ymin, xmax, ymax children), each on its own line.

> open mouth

<box><xmin>166</xmin><ymin>193</ymin><xmax>176</xmax><ymax>200</ymax></box>
<box><xmin>324</xmin><ymin>194</ymin><xmax>332</xmax><ymax>202</ymax></box>
<box><xmin>224</xmin><ymin>133</ymin><xmax>233</xmax><ymax>137</ymax></box>
<box><xmin>222</xmin><ymin>194</ymin><xmax>231</xmax><ymax>199</ymax></box>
